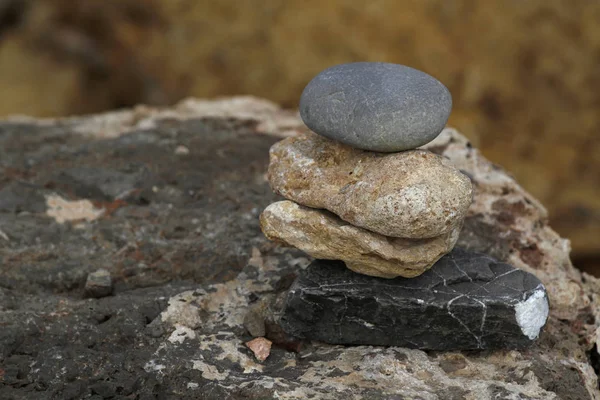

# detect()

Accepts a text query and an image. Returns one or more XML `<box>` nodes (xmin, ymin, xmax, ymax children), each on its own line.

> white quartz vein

<box><xmin>446</xmin><ymin>294</ymin><xmax>482</xmax><ymax>348</ymax></box>
<box><xmin>451</xmin><ymin>258</ymin><xmax>473</xmax><ymax>282</ymax></box>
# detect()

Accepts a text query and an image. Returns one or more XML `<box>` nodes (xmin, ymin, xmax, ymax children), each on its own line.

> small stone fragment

<box><xmin>244</xmin><ymin>296</ymin><xmax>270</xmax><ymax>337</ymax></box>
<box><xmin>85</xmin><ymin>269</ymin><xmax>113</xmax><ymax>298</ymax></box>
<box><xmin>245</xmin><ymin>337</ymin><xmax>272</xmax><ymax>362</ymax></box>
<box><xmin>280</xmin><ymin>248</ymin><xmax>549</xmax><ymax>350</ymax></box>
<box><xmin>300</xmin><ymin>62</ymin><xmax>452</xmax><ymax>152</ymax></box>
<box><xmin>268</xmin><ymin>133</ymin><xmax>472</xmax><ymax>239</ymax></box>
<box><xmin>174</xmin><ymin>145</ymin><xmax>190</xmax><ymax>155</ymax></box>
<box><xmin>260</xmin><ymin>200</ymin><xmax>459</xmax><ymax>278</ymax></box>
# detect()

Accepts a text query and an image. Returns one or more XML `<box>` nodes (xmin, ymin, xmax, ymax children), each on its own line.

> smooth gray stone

<box><xmin>299</xmin><ymin>62</ymin><xmax>452</xmax><ymax>152</ymax></box>
<box><xmin>280</xmin><ymin>248</ymin><xmax>549</xmax><ymax>350</ymax></box>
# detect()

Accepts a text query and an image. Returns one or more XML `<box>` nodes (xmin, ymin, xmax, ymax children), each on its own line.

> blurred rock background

<box><xmin>0</xmin><ymin>0</ymin><xmax>599</xmax><ymax>273</ymax></box>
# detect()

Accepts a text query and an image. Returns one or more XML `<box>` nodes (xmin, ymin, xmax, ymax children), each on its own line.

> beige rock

<box><xmin>268</xmin><ymin>133</ymin><xmax>472</xmax><ymax>239</ymax></box>
<box><xmin>260</xmin><ymin>200</ymin><xmax>460</xmax><ymax>278</ymax></box>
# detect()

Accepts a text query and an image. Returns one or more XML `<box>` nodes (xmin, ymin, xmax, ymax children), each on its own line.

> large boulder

<box><xmin>0</xmin><ymin>97</ymin><xmax>598</xmax><ymax>399</ymax></box>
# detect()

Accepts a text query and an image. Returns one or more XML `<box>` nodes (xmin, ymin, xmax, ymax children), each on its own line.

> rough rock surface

<box><xmin>299</xmin><ymin>62</ymin><xmax>452</xmax><ymax>152</ymax></box>
<box><xmin>421</xmin><ymin>129</ymin><xmax>587</xmax><ymax>321</ymax></box>
<box><xmin>0</xmin><ymin>97</ymin><xmax>598</xmax><ymax>399</ymax></box>
<box><xmin>268</xmin><ymin>132</ymin><xmax>473</xmax><ymax>239</ymax></box>
<box><xmin>281</xmin><ymin>249</ymin><xmax>549</xmax><ymax>350</ymax></box>
<box><xmin>261</xmin><ymin>200</ymin><xmax>459</xmax><ymax>278</ymax></box>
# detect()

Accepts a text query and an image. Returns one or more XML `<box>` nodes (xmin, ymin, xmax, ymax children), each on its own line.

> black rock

<box><xmin>280</xmin><ymin>248</ymin><xmax>549</xmax><ymax>350</ymax></box>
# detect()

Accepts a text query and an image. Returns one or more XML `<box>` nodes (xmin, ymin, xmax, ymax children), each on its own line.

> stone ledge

<box><xmin>0</xmin><ymin>97</ymin><xmax>598</xmax><ymax>399</ymax></box>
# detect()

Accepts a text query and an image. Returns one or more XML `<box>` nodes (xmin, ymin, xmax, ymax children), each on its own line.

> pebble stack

<box><xmin>260</xmin><ymin>62</ymin><xmax>549</xmax><ymax>350</ymax></box>
<box><xmin>261</xmin><ymin>62</ymin><xmax>471</xmax><ymax>278</ymax></box>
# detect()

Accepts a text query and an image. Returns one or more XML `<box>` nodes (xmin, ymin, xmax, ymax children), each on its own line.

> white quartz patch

<box><xmin>168</xmin><ymin>324</ymin><xmax>197</xmax><ymax>344</ymax></box>
<box><xmin>45</xmin><ymin>194</ymin><xmax>104</xmax><ymax>224</ymax></box>
<box><xmin>515</xmin><ymin>288</ymin><xmax>549</xmax><ymax>340</ymax></box>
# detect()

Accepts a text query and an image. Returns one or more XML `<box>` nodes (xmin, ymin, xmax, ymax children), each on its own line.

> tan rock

<box><xmin>268</xmin><ymin>133</ymin><xmax>473</xmax><ymax>239</ymax></box>
<box><xmin>245</xmin><ymin>337</ymin><xmax>272</xmax><ymax>362</ymax></box>
<box><xmin>260</xmin><ymin>200</ymin><xmax>460</xmax><ymax>278</ymax></box>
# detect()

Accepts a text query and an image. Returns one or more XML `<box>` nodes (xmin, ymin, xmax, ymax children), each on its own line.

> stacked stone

<box><xmin>261</xmin><ymin>62</ymin><xmax>472</xmax><ymax>278</ymax></box>
<box><xmin>260</xmin><ymin>63</ymin><xmax>549</xmax><ymax>350</ymax></box>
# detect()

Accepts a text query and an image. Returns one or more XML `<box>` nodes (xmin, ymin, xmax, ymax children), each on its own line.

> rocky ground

<box><xmin>0</xmin><ymin>97</ymin><xmax>599</xmax><ymax>399</ymax></box>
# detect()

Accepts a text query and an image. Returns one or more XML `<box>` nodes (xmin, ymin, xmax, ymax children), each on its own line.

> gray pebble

<box><xmin>85</xmin><ymin>269</ymin><xmax>113</xmax><ymax>298</ymax></box>
<box><xmin>300</xmin><ymin>62</ymin><xmax>452</xmax><ymax>152</ymax></box>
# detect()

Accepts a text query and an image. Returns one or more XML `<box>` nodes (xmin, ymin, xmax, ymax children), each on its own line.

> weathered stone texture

<box><xmin>260</xmin><ymin>200</ymin><xmax>459</xmax><ymax>278</ymax></box>
<box><xmin>0</xmin><ymin>97</ymin><xmax>598</xmax><ymax>399</ymax></box>
<box><xmin>268</xmin><ymin>132</ymin><xmax>472</xmax><ymax>239</ymax></box>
